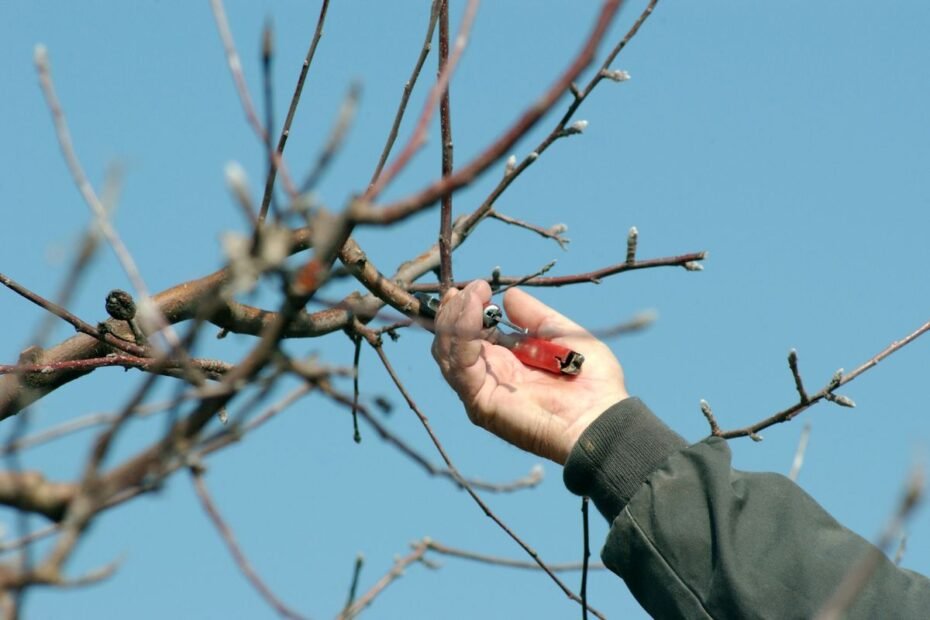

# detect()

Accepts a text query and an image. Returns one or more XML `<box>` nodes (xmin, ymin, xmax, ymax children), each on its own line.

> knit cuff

<box><xmin>563</xmin><ymin>397</ymin><xmax>687</xmax><ymax>522</ymax></box>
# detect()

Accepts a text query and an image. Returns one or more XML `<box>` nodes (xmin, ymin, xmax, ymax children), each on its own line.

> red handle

<box><xmin>496</xmin><ymin>332</ymin><xmax>585</xmax><ymax>375</ymax></box>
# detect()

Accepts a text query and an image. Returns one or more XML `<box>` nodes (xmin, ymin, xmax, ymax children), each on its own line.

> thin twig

<box><xmin>209</xmin><ymin>0</ymin><xmax>297</xmax><ymax>201</ymax></box>
<box><xmin>364</xmin><ymin>338</ymin><xmax>605</xmax><ymax>618</ymax></box>
<box><xmin>365</xmin><ymin>0</ymin><xmax>479</xmax><ymax>201</ymax></box>
<box><xmin>699</xmin><ymin>399</ymin><xmax>721</xmax><ymax>437</ymax></box>
<box><xmin>424</xmin><ymin>538</ymin><xmax>604</xmax><ymax>571</ymax></box>
<box><xmin>0</xmin><ymin>272</ymin><xmax>145</xmax><ymax>357</ymax></box>
<box><xmin>261</xmin><ymin>18</ymin><xmax>277</xmax><ymax>217</ymax></box>
<box><xmin>788</xmin><ymin>349</ymin><xmax>809</xmax><ymax>404</ymax></box>
<box><xmin>355</xmin><ymin>0</ymin><xmax>627</xmax><ymax>223</ymax></box>
<box><xmin>191</xmin><ymin>468</ymin><xmax>308</xmax><ymax>620</ymax></box>
<box><xmin>437</xmin><ymin>0</ymin><xmax>656</xmax><ymax>265</ymax></box>
<box><xmin>316</xmin><ymin>370</ymin><xmax>543</xmax><ymax>494</ymax></box>
<box><xmin>494</xmin><ymin>260</ymin><xmax>557</xmax><ymax>295</ymax></box>
<box><xmin>34</xmin><ymin>46</ymin><xmax>206</xmax><ymax>390</ymax></box>
<box><xmin>407</xmin><ymin>250</ymin><xmax>707</xmax><ymax>292</ymax></box>
<box><xmin>489</xmin><ymin>211</ymin><xmax>569</xmax><ymax>249</ymax></box>
<box><xmin>368</xmin><ymin>0</ymin><xmax>443</xmax><ymax>187</ymax></box>
<box><xmin>257</xmin><ymin>0</ymin><xmax>332</xmax><ymax>229</ymax></box>
<box><xmin>301</xmin><ymin>82</ymin><xmax>361</xmax><ymax>193</ymax></box>
<box><xmin>340</xmin><ymin>540</ymin><xmax>430</xmax><ymax>619</ymax></box>
<box><xmin>341</xmin><ymin>554</ymin><xmax>364</xmax><ymax>617</ymax></box>
<box><xmin>581</xmin><ymin>497</ymin><xmax>591</xmax><ymax>620</ymax></box>
<box><xmin>718</xmin><ymin>318</ymin><xmax>930</xmax><ymax>439</ymax></box>
<box><xmin>350</xmin><ymin>335</ymin><xmax>362</xmax><ymax>443</ymax></box>
<box><xmin>437</xmin><ymin>0</ymin><xmax>455</xmax><ymax>296</ymax></box>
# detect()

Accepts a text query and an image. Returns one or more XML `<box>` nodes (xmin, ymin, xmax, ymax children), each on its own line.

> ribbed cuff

<box><xmin>563</xmin><ymin>397</ymin><xmax>687</xmax><ymax>522</ymax></box>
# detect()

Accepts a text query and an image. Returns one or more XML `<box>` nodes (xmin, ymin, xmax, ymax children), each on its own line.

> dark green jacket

<box><xmin>563</xmin><ymin>398</ymin><xmax>930</xmax><ymax>618</ymax></box>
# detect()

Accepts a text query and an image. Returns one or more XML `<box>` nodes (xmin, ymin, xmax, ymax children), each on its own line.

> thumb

<box><xmin>502</xmin><ymin>287</ymin><xmax>590</xmax><ymax>343</ymax></box>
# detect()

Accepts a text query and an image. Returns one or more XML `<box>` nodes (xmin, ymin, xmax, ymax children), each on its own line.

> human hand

<box><xmin>431</xmin><ymin>280</ymin><xmax>628</xmax><ymax>464</ymax></box>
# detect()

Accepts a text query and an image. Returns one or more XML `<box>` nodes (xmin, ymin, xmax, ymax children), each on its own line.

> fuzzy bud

<box><xmin>602</xmin><ymin>69</ymin><xmax>631</xmax><ymax>82</ymax></box>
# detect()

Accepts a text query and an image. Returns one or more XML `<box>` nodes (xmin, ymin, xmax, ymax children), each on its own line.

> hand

<box><xmin>431</xmin><ymin>280</ymin><xmax>628</xmax><ymax>464</ymax></box>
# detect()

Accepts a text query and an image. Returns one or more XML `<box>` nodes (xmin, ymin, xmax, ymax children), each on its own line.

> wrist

<box><xmin>556</xmin><ymin>390</ymin><xmax>629</xmax><ymax>464</ymax></box>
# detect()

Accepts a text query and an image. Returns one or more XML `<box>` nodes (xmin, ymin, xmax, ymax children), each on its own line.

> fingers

<box><xmin>431</xmin><ymin>281</ymin><xmax>493</xmax><ymax>398</ymax></box>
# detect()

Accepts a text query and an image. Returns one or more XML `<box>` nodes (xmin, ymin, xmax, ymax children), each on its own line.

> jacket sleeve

<box><xmin>563</xmin><ymin>397</ymin><xmax>930</xmax><ymax>619</ymax></box>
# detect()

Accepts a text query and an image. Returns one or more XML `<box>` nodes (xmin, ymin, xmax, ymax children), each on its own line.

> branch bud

<box><xmin>504</xmin><ymin>154</ymin><xmax>517</xmax><ymax>176</ymax></box>
<box><xmin>105</xmin><ymin>289</ymin><xmax>137</xmax><ymax>321</ymax></box>
<box><xmin>601</xmin><ymin>68</ymin><xmax>631</xmax><ymax>82</ymax></box>
<box><xmin>564</xmin><ymin>119</ymin><xmax>589</xmax><ymax>136</ymax></box>
<box><xmin>626</xmin><ymin>226</ymin><xmax>638</xmax><ymax>264</ymax></box>
<box><xmin>34</xmin><ymin>44</ymin><xmax>49</xmax><ymax>67</ymax></box>
<box><xmin>683</xmin><ymin>261</ymin><xmax>704</xmax><ymax>271</ymax></box>
<box><xmin>261</xmin><ymin>18</ymin><xmax>274</xmax><ymax>63</ymax></box>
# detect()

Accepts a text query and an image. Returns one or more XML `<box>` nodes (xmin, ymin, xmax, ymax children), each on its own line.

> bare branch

<box><xmin>365</xmin><ymin>0</ymin><xmax>479</xmax><ymax>201</ymax></box>
<box><xmin>339</xmin><ymin>540</ymin><xmax>430</xmax><ymax>619</ymax></box>
<box><xmin>257</xmin><ymin>0</ymin><xmax>332</xmax><ymax>229</ymax></box>
<box><xmin>581</xmin><ymin>497</ymin><xmax>591</xmax><ymax>620</ymax></box>
<box><xmin>717</xmin><ymin>318</ymin><xmax>930</xmax><ymax>439</ymax></box>
<box><xmin>354</xmin><ymin>0</ymin><xmax>627</xmax><ymax>224</ymax></box>
<box><xmin>191</xmin><ymin>468</ymin><xmax>308</xmax><ymax>620</ymax></box>
<box><xmin>408</xmin><ymin>250</ymin><xmax>707</xmax><ymax>292</ymax></box>
<box><xmin>368</xmin><ymin>0</ymin><xmax>443</xmax><ymax>187</ymax></box>
<box><xmin>488</xmin><ymin>210</ymin><xmax>570</xmax><ymax>249</ymax></box>
<box><xmin>301</xmin><ymin>82</ymin><xmax>361</xmax><ymax>193</ymax></box>
<box><xmin>424</xmin><ymin>538</ymin><xmax>604</xmax><ymax>571</ymax></box>
<box><xmin>209</xmin><ymin>0</ymin><xmax>297</xmax><ymax>200</ymax></box>
<box><xmin>361</xmin><ymin>334</ymin><xmax>604</xmax><ymax>618</ymax></box>
<box><xmin>815</xmin><ymin>466</ymin><xmax>924</xmax><ymax>620</ymax></box>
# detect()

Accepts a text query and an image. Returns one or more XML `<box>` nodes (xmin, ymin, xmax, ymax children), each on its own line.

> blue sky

<box><xmin>2</xmin><ymin>1</ymin><xmax>929</xmax><ymax>618</ymax></box>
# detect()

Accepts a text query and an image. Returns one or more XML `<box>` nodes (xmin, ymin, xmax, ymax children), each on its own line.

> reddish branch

<box><xmin>368</xmin><ymin>0</ymin><xmax>443</xmax><ymax>187</ymax></box>
<box><xmin>352</xmin><ymin>0</ymin><xmax>626</xmax><ymax>224</ymax></box>
<box><xmin>365</xmin><ymin>0</ymin><xmax>479</xmax><ymax>202</ymax></box>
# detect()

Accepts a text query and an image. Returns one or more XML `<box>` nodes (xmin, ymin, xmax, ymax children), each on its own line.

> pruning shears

<box><xmin>417</xmin><ymin>293</ymin><xmax>584</xmax><ymax>376</ymax></box>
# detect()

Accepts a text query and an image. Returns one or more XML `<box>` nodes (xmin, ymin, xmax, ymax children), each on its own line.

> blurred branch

<box><xmin>424</xmin><ymin>538</ymin><xmax>604</xmax><ymax>571</ymax></box>
<box><xmin>191</xmin><ymin>467</ymin><xmax>308</xmax><ymax>620</ymax></box>
<box><xmin>339</xmin><ymin>540</ymin><xmax>431</xmax><ymax>619</ymax></box>
<box><xmin>364</xmin><ymin>0</ymin><xmax>478</xmax><ymax>201</ymax></box>
<box><xmin>368</xmin><ymin>0</ymin><xmax>443</xmax><ymax>187</ymax></box>
<box><xmin>301</xmin><ymin>82</ymin><xmax>361</xmax><ymax>193</ymax></box>
<box><xmin>787</xmin><ymin>423</ymin><xmax>812</xmax><ymax>482</ymax></box>
<box><xmin>209</xmin><ymin>0</ymin><xmax>297</xmax><ymax>200</ymax></box>
<box><xmin>257</xmin><ymin>0</ymin><xmax>332</xmax><ymax>229</ymax></box>
<box><xmin>358</xmin><ymin>328</ymin><xmax>604</xmax><ymax>619</ymax></box>
<box><xmin>815</xmin><ymin>467</ymin><xmax>924</xmax><ymax>620</ymax></box>
<box><xmin>354</xmin><ymin>0</ymin><xmax>628</xmax><ymax>223</ymax></box>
